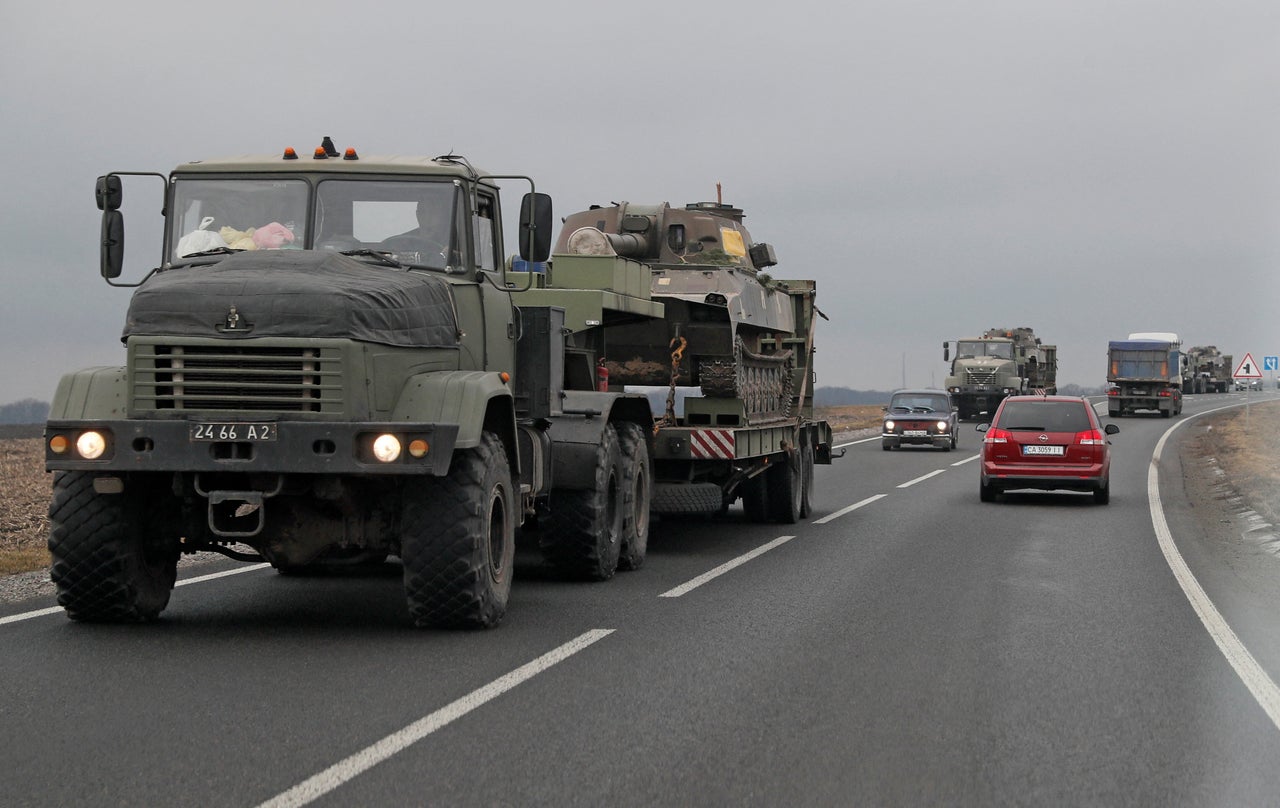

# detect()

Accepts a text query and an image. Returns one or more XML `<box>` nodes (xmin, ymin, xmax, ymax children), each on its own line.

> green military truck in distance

<box><xmin>46</xmin><ymin>138</ymin><xmax>827</xmax><ymax>629</ymax></box>
<box><xmin>942</xmin><ymin>327</ymin><xmax>1057</xmax><ymax>420</ymax></box>
<box><xmin>1181</xmin><ymin>345</ymin><xmax>1232</xmax><ymax>394</ymax></box>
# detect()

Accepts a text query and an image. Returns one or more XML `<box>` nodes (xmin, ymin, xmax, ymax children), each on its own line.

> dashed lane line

<box><xmin>898</xmin><ymin>469</ymin><xmax>946</xmax><ymax>488</ymax></box>
<box><xmin>950</xmin><ymin>453</ymin><xmax>980</xmax><ymax>466</ymax></box>
<box><xmin>257</xmin><ymin>629</ymin><xmax>615</xmax><ymax>808</ymax></box>
<box><xmin>659</xmin><ymin>535</ymin><xmax>796</xmax><ymax>598</ymax></box>
<box><xmin>813</xmin><ymin>494</ymin><xmax>887</xmax><ymax>525</ymax></box>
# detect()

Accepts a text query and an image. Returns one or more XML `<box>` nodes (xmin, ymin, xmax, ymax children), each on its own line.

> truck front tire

<box><xmin>48</xmin><ymin>471</ymin><xmax>179</xmax><ymax>622</ymax></box>
<box><xmin>401</xmin><ymin>432</ymin><xmax>514</xmax><ymax>629</ymax></box>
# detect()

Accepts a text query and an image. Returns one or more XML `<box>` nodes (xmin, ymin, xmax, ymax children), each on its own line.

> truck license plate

<box><xmin>190</xmin><ymin>422</ymin><xmax>277</xmax><ymax>442</ymax></box>
<box><xmin>1022</xmin><ymin>445</ymin><xmax>1063</xmax><ymax>456</ymax></box>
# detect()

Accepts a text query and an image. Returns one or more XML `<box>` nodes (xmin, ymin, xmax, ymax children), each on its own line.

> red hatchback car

<box><xmin>976</xmin><ymin>396</ymin><xmax>1119</xmax><ymax>504</ymax></box>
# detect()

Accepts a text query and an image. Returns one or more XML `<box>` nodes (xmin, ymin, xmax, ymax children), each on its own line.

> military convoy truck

<box><xmin>1106</xmin><ymin>332</ymin><xmax>1183</xmax><ymax>417</ymax></box>
<box><xmin>942</xmin><ymin>327</ymin><xmax>1057</xmax><ymax>419</ymax></box>
<box><xmin>1181</xmin><ymin>345</ymin><xmax>1232</xmax><ymax>394</ymax></box>
<box><xmin>45</xmin><ymin>139</ymin><xmax>830</xmax><ymax>628</ymax></box>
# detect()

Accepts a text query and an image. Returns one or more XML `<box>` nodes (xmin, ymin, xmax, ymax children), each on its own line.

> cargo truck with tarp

<box><xmin>1106</xmin><ymin>332</ymin><xmax>1184</xmax><ymax>417</ymax></box>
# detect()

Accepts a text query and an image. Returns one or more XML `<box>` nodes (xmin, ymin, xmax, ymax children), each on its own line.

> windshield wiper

<box><xmin>1002</xmin><ymin>426</ymin><xmax>1045</xmax><ymax>431</ymax></box>
<box><xmin>341</xmin><ymin>249</ymin><xmax>404</xmax><ymax>269</ymax></box>
<box><xmin>167</xmin><ymin>247</ymin><xmax>244</xmax><ymax>268</ymax></box>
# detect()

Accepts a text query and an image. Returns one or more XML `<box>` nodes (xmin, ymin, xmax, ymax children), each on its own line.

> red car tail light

<box><xmin>984</xmin><ymin>427</ymin><xmax>1012</xmax><ymax>444</ymax></box>
<box><xmin>1075</xmin><ymin>429</ymin><xmax>1106</xmax><ymax>445</ymax></box>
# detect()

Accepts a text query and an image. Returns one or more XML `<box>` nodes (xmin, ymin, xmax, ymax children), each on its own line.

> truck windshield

<box><xmin>315</xmin><ymin>180</ymin><xmax>462</xmax><ymax>269</ymax></box>
<box><xmin>170</xmin><ymin>179</ymin><xmax>309</xmax><ymax>260</ymax></box>
<box><xmin>957</xmin><ymin>341</ymin><xmax>1013</xmax><ymax>360</ymax></box>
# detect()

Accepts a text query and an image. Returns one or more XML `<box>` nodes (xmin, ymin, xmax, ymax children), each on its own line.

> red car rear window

<box><xmin>995</xmin><ymin>401</ymin><xmax>1091</xmax><ymax>432</ymax></box>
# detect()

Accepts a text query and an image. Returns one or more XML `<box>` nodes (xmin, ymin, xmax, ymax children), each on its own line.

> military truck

<box><xmin>1181</xmin><ymin>345</ymin><xmax>1232</xmax><ymax>394</ymax></box>
<box><xmin>1106</xmin><ymin>332</ymin><xmax>1183</xmax><ymax>417</ymax></box>
<box><xmin>547</xmin><ymin>200</ymin><xmax>833</xmax><ymax>521</ymax></box>
<box><xmin>942</xmin><ymin>327</ymin><xmax>1057</xmax><ymax>419</ymax></box>
<box><xmin>45</xmin><ymin>140</ymin><xmax>826</xmax><ymax>628</ymax></box>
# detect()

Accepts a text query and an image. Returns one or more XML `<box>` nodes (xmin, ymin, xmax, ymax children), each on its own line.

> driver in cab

<box><xmin>383</xmin><ymin>199</ymin><xmax>454</xmax><ymax>266</ymax></box>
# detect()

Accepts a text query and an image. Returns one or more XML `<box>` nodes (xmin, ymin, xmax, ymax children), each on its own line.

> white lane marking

<box><xmin>0</xmin><ymin>606</ymin><xmax>61</xmax><ymax>625</ymax></box>
<box><xmin>259</xmin><ymin>629</ymin><xmax>615</xmax><ymax>808</ymax></box>
<box><xmin>897</xmin><ymin>469</ymin><xmax>945</xmax><ymax>488</ymax></box>
<box><xmin>659</xmin><ymin>535</ymin><xmax>795</xmax><ymax>598</ymax></box>
<box><xmin>1150</xmin><ymin>407</ymin><xmax>1280</xmax><ymax>733</ymax></box>
<box><xmin>0</xmin><ymin>562</ymin><xmax>272</xmax><ymax>626</ymax></box>
<box><xmin>177</xmin><ymin>563</ymin><xmax>272</xmax><ymax>587</ymax></box>
<box><xmin>950</xmin><ymin>453</ymin><xmax>980</xmax><ymax>466</ymax></box>
<box><xmin>813</xmin><ymin>494</ymin><xmax>887</xmax><ymax>525</ymax></box>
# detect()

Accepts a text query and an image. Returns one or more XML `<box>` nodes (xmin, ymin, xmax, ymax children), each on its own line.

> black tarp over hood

<box><xmin>123</xmin><ymin>251</ymin><xmax>459</xmax><ymax>347</ymax></box>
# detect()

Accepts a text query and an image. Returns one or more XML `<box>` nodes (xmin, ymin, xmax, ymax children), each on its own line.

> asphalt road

<box><xmin>3</xmin><ymin>392</ymin><xmax>1280</xmax><ymax>806</ymax></box>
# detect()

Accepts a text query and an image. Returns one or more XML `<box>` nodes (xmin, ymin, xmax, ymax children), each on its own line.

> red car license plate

<box><xmin>1022</xmin><ymin>445</ymin><xmax>1063</xmax><ymax>456</ymax></box>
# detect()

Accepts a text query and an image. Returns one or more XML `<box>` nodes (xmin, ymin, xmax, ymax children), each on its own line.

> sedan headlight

<box><xmin>884</xmin><ymin>420</ymin><xmax>896</xmax><ymax>431</ymax></box>
<box><xmin>937</xmin><ymin>421</ymin><xmax>949</xmax><ymax>431</ymax></box>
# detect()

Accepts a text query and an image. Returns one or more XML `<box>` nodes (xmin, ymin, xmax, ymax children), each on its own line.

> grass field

<box><xmin>4</xmin><ymin>401</ymin><xmax>1275</xmax><ymax>576</ymax></box>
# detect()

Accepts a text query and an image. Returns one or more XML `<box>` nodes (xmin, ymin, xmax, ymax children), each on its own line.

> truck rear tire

<box><xmin>401</xmin><ymin>432</ymin><xmax>514</xmax><ymax>629</ymax></box>
<box><xmin>541</xmin><ymin>424</ymin><xmax>624</xmax><ymax>580</ymax></box>
<box><xmin>615</xmin><ymin>422</ymin><xmax>651</xmax><ymax>572</ymax></box>
<box><xmin>766</xmin><ymin>448</ymin><xmax>802</xmax><ymax>524</ymax></box>
<box><xmin>799</xmin><ymin>441</ymin><xmax>815</xmax><ymax>519</ymax></box>
<box><xmin>741</xmin><ymin>474</ymin><xmax>769</xmax><ymax>523</ymax></box>
<box><xmin>48</xmin><ymin>471</ymin><xmax>179</xmax><ymax>622</ymax></box>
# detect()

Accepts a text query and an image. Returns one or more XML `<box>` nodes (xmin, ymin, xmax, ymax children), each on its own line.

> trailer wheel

<box><xmin>766</xmin><ymin>448</ymin><xmax>802</xmax><ymax>524</ymax></box>
<box><xmin>541</xmin><ymin>424</ymin><xmax>624</xmax><ymax>580</ymax></box>
<box><xmin>401</xmin><ymin>432</ymin><xmax>514</xmax><ymax>629</ymax></box>
<box><xmin>799</xmin><ymin>441</ymin><xmax>815</xmax><ymax>519</ymax></box>
<box><xmin>48</xmin><ymin>471</ymin><xmax>179</xmax><ymax>622</ymax></box>
<box><xmin>615</xmin><ymin>423</ymin><xmax>651</xmax><ymax>571</ymax></box>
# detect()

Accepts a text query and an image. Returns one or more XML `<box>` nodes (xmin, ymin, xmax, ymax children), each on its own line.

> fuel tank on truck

<box><xmin>554</xmin><ymin>200</ymin><xmax>798</xmax><ymax>416</ymax></box>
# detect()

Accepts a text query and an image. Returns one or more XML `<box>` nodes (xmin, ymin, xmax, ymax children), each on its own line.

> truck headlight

<box><xmin>371</xmin><ymin>434</ymin><xmax>402</xmax><ymax>463</ymax></box>
<box><xmin>76</xmin><ymin>431</ymin><xmax>108</xmax><ymax>460</ymax></box>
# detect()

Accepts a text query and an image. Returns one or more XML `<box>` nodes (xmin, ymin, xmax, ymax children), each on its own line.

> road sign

<box><xmin>1234</xmin><ymin>353</ymin><xmax>1262</xmax><ymax>379</ymax></box>
<box><xmin>1265</xmin><ymin>355</ymin><xmax>1279</xmax><ymax>372</ymax></box>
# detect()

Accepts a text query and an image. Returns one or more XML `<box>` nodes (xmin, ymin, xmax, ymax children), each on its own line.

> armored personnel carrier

<box><xmin>552</xmin><ymin>199</ymin><xmax>832</xmax><ymax>520</ymax></box>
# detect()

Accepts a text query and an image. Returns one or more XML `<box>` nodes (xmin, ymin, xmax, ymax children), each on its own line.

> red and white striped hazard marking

<box><xmin>690</xmin><ymin>429</ymin><xmax>735</xmax><ymax>459</ymax></box>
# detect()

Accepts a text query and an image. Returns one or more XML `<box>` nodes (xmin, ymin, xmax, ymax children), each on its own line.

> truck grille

<box><xmin>132</xmin><ymin>345</ymin><xmax>344</xmax><ymax>413</ymax></box>
<box><xmin>965</xmin><ymin>369</ymin><xmax>996</xmax><ymax>385</ymax></box>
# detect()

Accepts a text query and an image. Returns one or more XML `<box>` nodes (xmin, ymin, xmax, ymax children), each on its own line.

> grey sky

<box><xmin>2</xmin><ymin>1</ymin><xmax>1277</xmax><ymax>401</ymax></box>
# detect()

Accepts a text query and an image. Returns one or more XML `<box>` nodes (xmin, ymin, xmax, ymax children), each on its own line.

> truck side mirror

<box><xmin>943</xmin><ymin>342</ymin><xmax>950</xmax><ymax>362</ymax></box>
<box><xmin>519</xmin><ymin>192</ymin><xmax>553</xmax><ymax>263</ymax></box>
<box><xmin>101</xmin><ymin>209</ymin><xmax>124</xmax><ymax>279</ymax></box>
<box><xmin>95</xmin><ymin>175</ymin><xmax>122</xmax><ymax>211</ymax></box>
